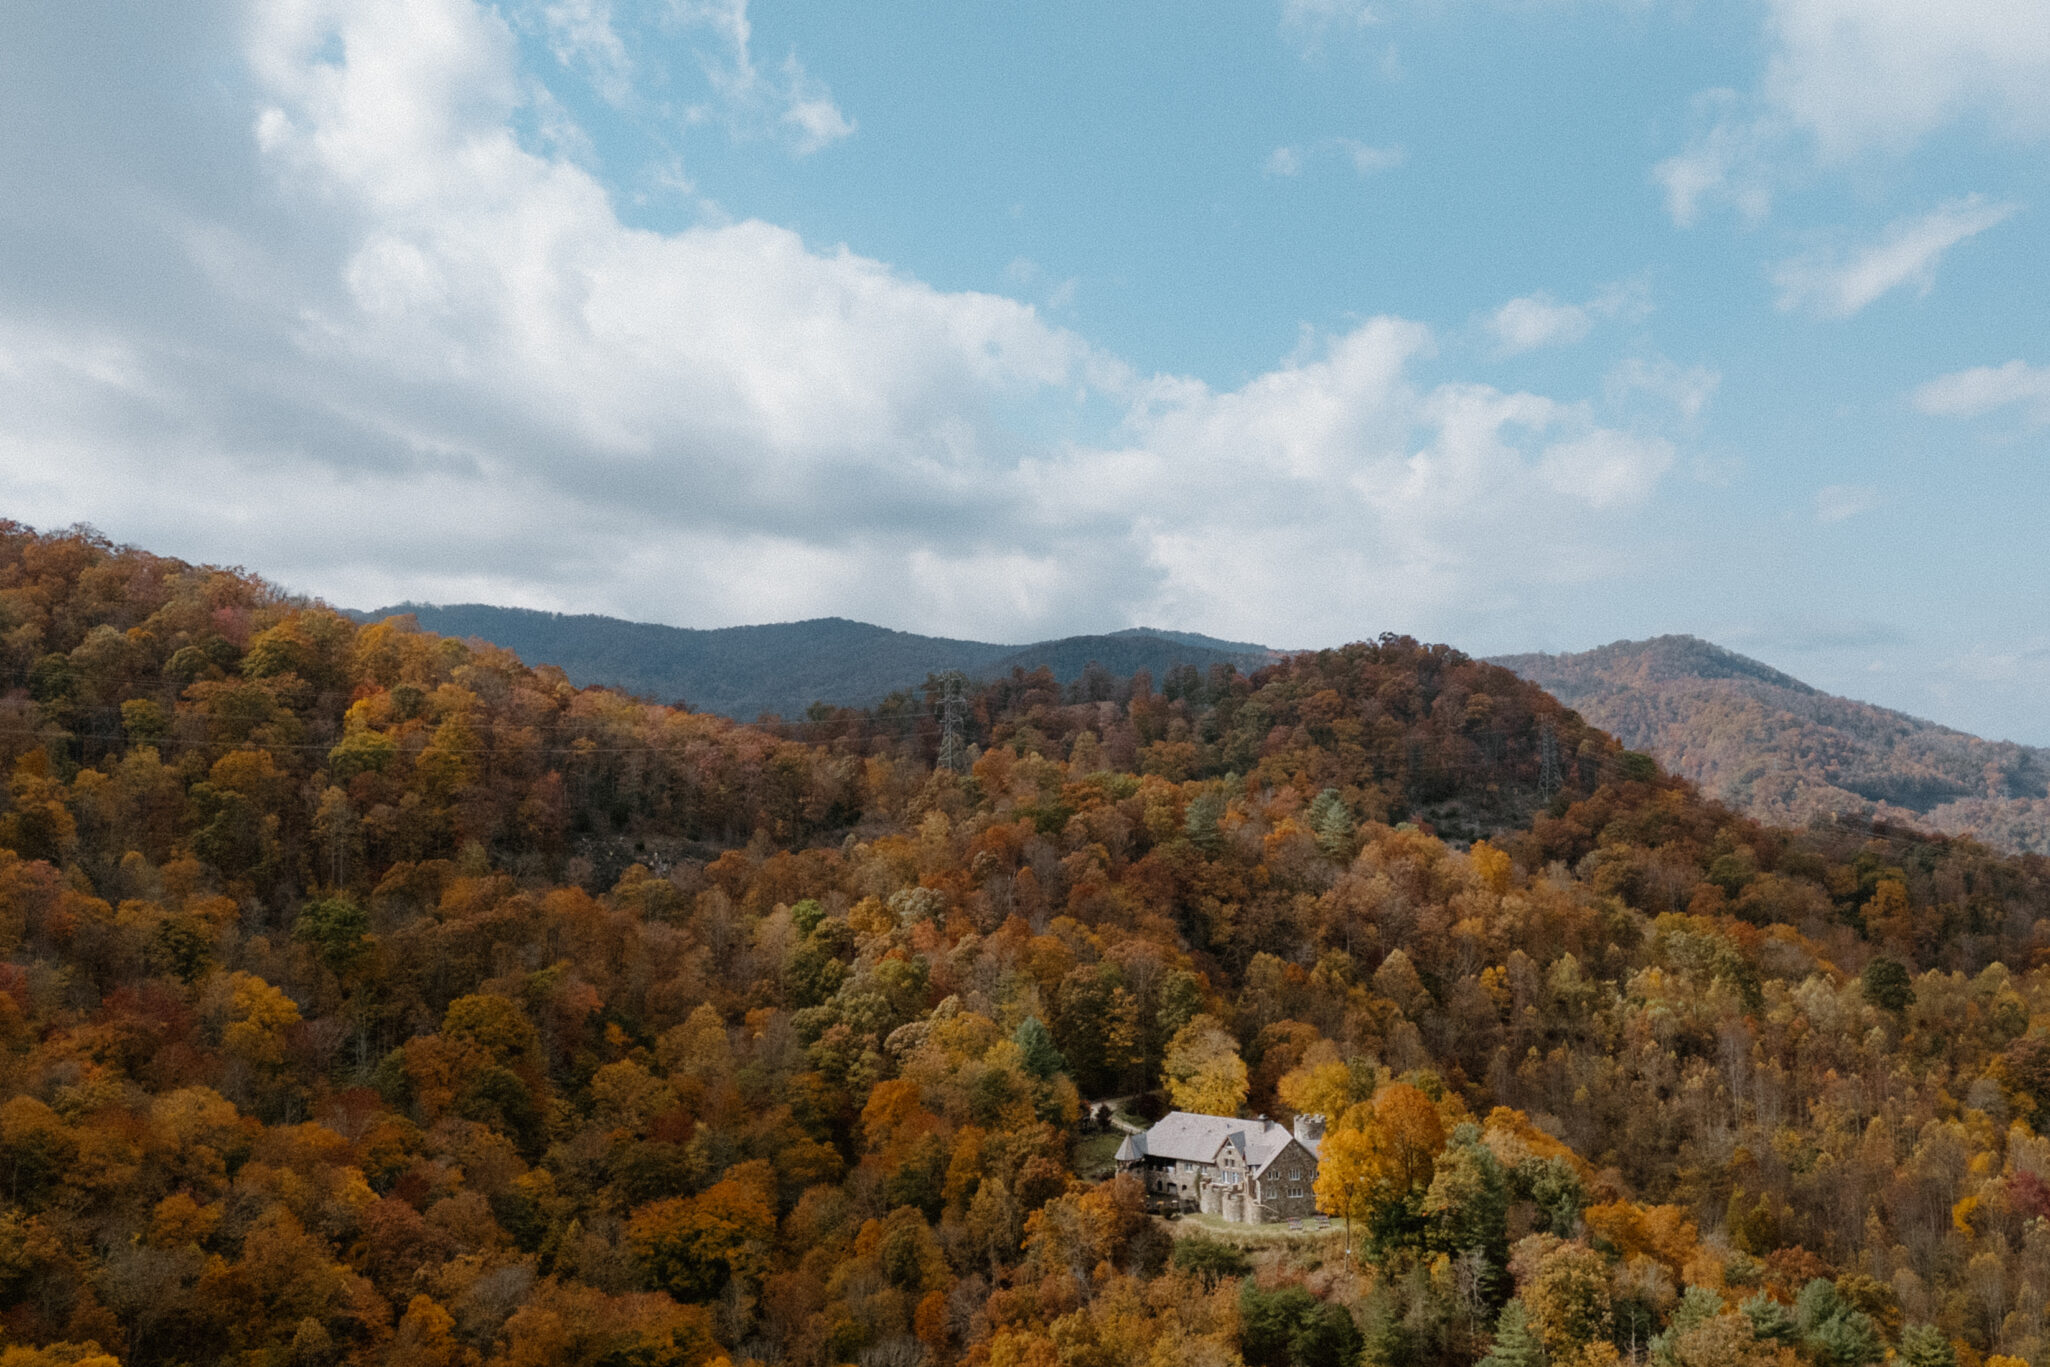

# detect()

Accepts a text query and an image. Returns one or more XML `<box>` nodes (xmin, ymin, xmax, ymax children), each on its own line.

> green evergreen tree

<box><xmin>1479</xmin><ymin>1300</ymin><xmax>1546</xmax><ymax>1367</ymax></box>
<box><xmin>1169</xmin><ymin>1236</ymin><xmax>1250</xmax><ymax>1285</ymax></box>
<box><xmin>1897</xmin><ymin>1325</ymin><xmax>1956</xmax><ymax>1367</ymax></box>
<box><xmin>1291</xmin><ymin>1300</ymin><xmax>1365</xmax><ymax>1367</ymax></box>
<box><xmin>1239</xmin><ymin>1282</ymin><xmax>1317</xmax><ymax>1367</ymax></box>
<box><xmin>1307</xmin><ymin>788</ymin><xmax>1355</xmax><ymax>859</ymax></box>
<box><xmin>1807</xmin><ymin>1312</ymin><xmax>1884</xmax><ymax>1367</ymax></box>
<box><xmin>1741</xmin><ymin>1293</ymin><xmax>1798</xmax><ymax>1345</ymax></box>
<box><xmin>1154</xmin><ymin>969</ymin><xmax>1205</xmax><ymax>1046</ymax></box>
<box><xmin>1185</xmin><ymin>791</ymin><xmax>1227</xmax><ymax>853</ymax></box>
<box><xmin>1422</xmin><ymin>1123</ymin><xmax>1510</xmax><ymax>1304</ymax></box>
<box><xmin>790</xmin><ymin>897</ymin><xmax>826</xmax><ymax>935</ymax></box>
<box><xmin>1014</xmin><ymin>1016</ymin><xmax>1067</xmax><ymax>1079</ymax></box>
<box><xmin>1860</xmin><ymin>957</ymin><xmax>1915</xmax><ymax>1013</ymax></box>
<box><xmin>294</xmin><ymin>895</ymin><xmax>370</xmax><ymax>975</ymax></box>
<box><xmin>1357</xmin><ymin>1282</ymin><xmax>1416</xmax><ymax>1367</ymax></box>
<box><xmin>1670</xmin><ymin>1286</ymin><xmax>1723</xmax><ymax>1336</ymax></box>
<box><xmin>1651</xmin><ymin>1283</ymin><xmax>1726</xmax><ymax>1365</ymax></box>
<box><xmin>1794</xmin><ymin>1279</ymin><xmax>1844</xmax><ymax>1332</ymax></box>
<box><xmin>1515</xmin><ymin>1156</ymin><xmax>1585</xmax><ymax>1237</ymax></box>
<box><xmin>1796</xmin><ymin>1281</ymin><xmax>1884</xmax><ymax>1367</ymax></box>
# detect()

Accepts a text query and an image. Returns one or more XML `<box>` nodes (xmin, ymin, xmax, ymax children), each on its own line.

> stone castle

<box><xmin>1113</xmin><ymin>1111</ymin><xmax>1324</xmax><ymax>1223</ymax></box>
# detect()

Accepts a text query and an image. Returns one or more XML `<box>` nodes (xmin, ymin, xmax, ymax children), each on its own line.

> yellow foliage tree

<box><xmin>496</xmin><ymin>1278</ymin><xmax>724</xmax><ymax>1367</ymax></box>
<box><xmin>1521</xmin><ymin>1238</ymin><xmax>1614</xmax><ymax>1361</ymax></box>
<box><xmin>1162</xmin><ymin>1015</ymin><xmax>1247</xmax><ymax>1116</ymax></box>
<box><xmin>627</xmin><ymin>1163</ymin><xmax>777</xmax><ymax>1302</ymax></box>
<box><xmin>1311</xmin><ymin>1082</ymin><xmax>1445</xmax><ymax>1261</ymax></box>
<box><xmin>1277</xmin><ymin>1054</ymin><xmax>1365</xmax><ymax>1122</ymax></box>
<box><xmin>1581</xmin><ymin>1200</ymin><xmax>1700</xmax><ymax>1280</ymax></box>
<box><xmin>214</xmin><ymin>972</ymin><xmax>302</xmax><ymax>1072</ymax></box>
<box><xmin>386</xmin><ymin>1295</ymin><xmax>472</xmax><ymax>1367</ymax></box>
<box><xmin>1471</xmin><ymin>840</ymin><xmax>1513</xmax><ymax>893</ymax></box>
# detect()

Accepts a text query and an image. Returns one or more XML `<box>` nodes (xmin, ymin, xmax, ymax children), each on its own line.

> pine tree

<box><xmin>1796</xmin><ymin>1281</ymin><xmax>1884</xmax><ymax>1367</ymax></box>
<box><xmin>1184</xmin><ymin>791</ymin><xmax>1226</xmax><ymax>852</ymax></box>
<box><xmin>1860</xmin><ymin>956</ymin><xmax>1915</xmax><ymax>1013</ymax></box>
<box><xmin>1898</xmin><ymin>1326</ymin><xmax>1957</xmax><ymax>1367</ymax></box>
<box><xmin>1423</xmin><ymin>1124</ymin><xmax>1509</xmax><ymax>1303</ymax></box>
<box><xmin>1308</xmin><ymin>788</ymin><xmax>1355</xmax><ymax>859</ymax></box>
<box><xmin>1014</xmin><ymin>1016</ymin><xmax>1067</xmax><ymax>1079</ymax></box>
<box><xmin>1742</xmin><ymin>1293</ymin><xmax>1798</xmax><ymax>1345</ymax></box>
<box><xmin>1808</xmin><ymin>1312</ymin><xmax>1884</xmax><ymax>1367</ymax></box>
<box><xmin>1669</xmin><ymin>1286</ymin><xmax>1724</xmax><ymax>1337</ymax></box>
<box><xmin>1480</xmin><ymin>1300</ymin><xmax>1547</xmax><ymax>1367</ymax></box>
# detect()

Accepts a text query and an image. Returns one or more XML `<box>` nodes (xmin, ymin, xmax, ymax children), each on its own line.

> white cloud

<box><xmin>1537</xmin><ymin>430</ymin><xmax>1675</xmax><ymax>509</ymax></box>
<box><xmin>670</xmin><ymin>0</ymin><xmax>853</xmax><ymax>154</ymax></box>
<box><xmin>1764</xmin><ymin>0</ymin><xmax>2050</xmax><ymax>159</ymax></box>
<box><xmin>1653</xmin><ymin>92</ymin><xmax>1779</xmax><ymax>228</ymax></box>
<box><xmin>1265</xmin><ymin>137</ymin><xmax>1403</xmax><ymax>178</ymax></box>
<box><xmin>1333</xmin><ymin>138</ymin><xmax>1404</xmax><ymax>174</ymax></box>
<box><xmin>1604</xmin><ymin>357</ymin><xmax>1720</xmax><ymax>421</ymax></box>
<box><xmin>1281</xmin><ymin>0</ymin><xmax>1379</xmax><ymax>47</ymax></box>
<box><xmin>1036</xmin><ymin>324</ymin><xmax>1678</xmax><ymax>639</ymax></box>
<box><xmin>1771</xmin><ymin>197</ymin><xmax>2015</xmax><ymax>317</ymax></box>
<box><xmin>1815</xmin><ymin>484</ymin><xmax>1881</xmax><ymax>523</ymax></box>
<box><xmin>1484</xmin><ymin>280</ymin><xmax>1648</xmax><ymax>356</ymax></box>
<box><xmin>1662</xmin><ymin>2</ymin><xmax>2050</xmax><ymax>224</ymax></box>
<box><xmin>1486</xmin><ymin>294</ymin><xmax>1592</xmax><ymax>354</ymax></box>
<box><xmin>0</xmin><ymin>0</ymin><xmax>1682</xmax><ymax>649</ymax></box>
<box><xmin>540</xmin><ymin>0</ymin><xmax>632</xmax><ymax>104</ymax></box>
<box><xmin>1912</xmin><ymin>360</ymin><xmax>2050</xmax><ymax>423</ymax></box>
<box><xmin>1003</xmin><ymin>257</ymin><xmax>1079</xmax><ymax>312</ymax></box>
<box><xmin>778</xmin><ymin>64</ymin><xmax>855</xmax><ymax>153</ymax></box>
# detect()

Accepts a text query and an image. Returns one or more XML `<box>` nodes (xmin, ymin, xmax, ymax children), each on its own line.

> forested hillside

<box><xmin>1494</xmin><ymin>636</ymin><xmax>2050</xmax><ymax>856</ymax></box>
<box><xmin>4</xmin><ymin>522</ymin><xmax>2050</xmax><ymax>1367</ymax></box>
<box><xmin>366</xmin><ymin>604</ymin><xmax>1274</xmax><ymax>721</ymax></box>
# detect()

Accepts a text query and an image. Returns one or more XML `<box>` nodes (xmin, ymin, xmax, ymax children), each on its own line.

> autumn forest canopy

<box><xmin>2</xmin><ymin>520</ymin><xmax>2050</xmax><ymax>1367</ymax></box>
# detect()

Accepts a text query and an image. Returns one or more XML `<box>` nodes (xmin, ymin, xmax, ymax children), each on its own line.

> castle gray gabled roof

<box><xmin>1114</xmin><ymin>1111</ymin><xmax>1315</xmax><ymax>1176</ymax></box>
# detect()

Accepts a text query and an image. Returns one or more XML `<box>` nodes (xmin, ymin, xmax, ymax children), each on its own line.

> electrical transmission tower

<box><xmin>1538</xmin><ymin>720</ymin><xmax>1562</xmax><ymax>797</ymax></box>
<box><xmin>936</xmin><ymin>671</ymin><xmax>971</xmax><ymax>773</ymax></box>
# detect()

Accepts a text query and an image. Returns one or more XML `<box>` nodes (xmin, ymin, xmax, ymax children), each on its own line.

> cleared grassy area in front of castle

<box><xmin>1167</xmin><ymin>1212</ymin><xmax>1348</xmax><ymax>1247</ymax></box>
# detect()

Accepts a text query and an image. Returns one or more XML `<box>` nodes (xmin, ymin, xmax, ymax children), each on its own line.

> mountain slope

<box><xmin>1492</xmin><ymin>633</ymin><xmax>2050</xmax><ymax>853</ymax></box>
<box><xmin>359</xmin><ymin>602</ymin><xmax>1274</xmax><ymax>719</ymax></box>
<box><xmin>12</xmin><ymin>522</ymin><xmax>2050</xmax><ymax>1367</ymax></box>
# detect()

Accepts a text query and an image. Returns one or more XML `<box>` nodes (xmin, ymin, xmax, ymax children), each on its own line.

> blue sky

<box><xmin>2</xmin><ymin>1</ymin><xmax>2048</xmax><ymax>740</ymax></box>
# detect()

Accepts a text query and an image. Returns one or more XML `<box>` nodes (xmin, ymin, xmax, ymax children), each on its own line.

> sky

<box><xmin>2</xmin><ymin>2</ymin><xmax>2048</xmax><ymax>742</ymax></box>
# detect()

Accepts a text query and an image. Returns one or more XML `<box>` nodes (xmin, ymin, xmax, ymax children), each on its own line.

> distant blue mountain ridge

<box><xmin>350</xmin><ymin>603</ymin><xmax>1277</xmax><ymax>721</ymax></box>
